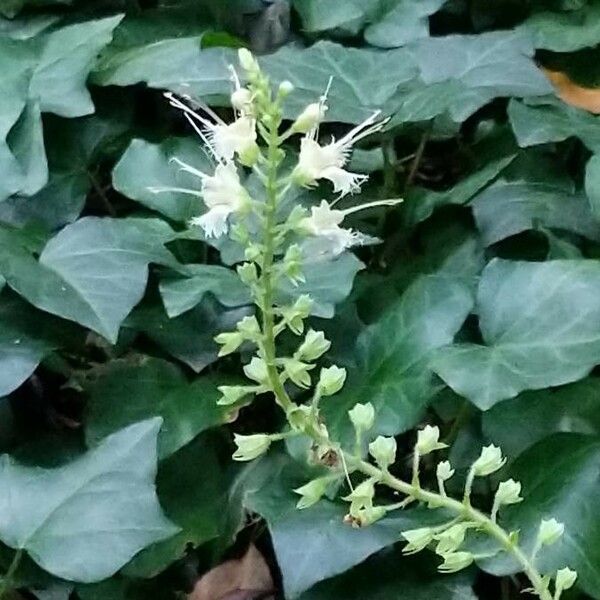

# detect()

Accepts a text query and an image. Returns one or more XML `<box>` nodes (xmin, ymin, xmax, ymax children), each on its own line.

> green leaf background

<box><xmin>2</xmin><ymin>0</ymin><xmax>600</xmax><ymax>598</ymax></box>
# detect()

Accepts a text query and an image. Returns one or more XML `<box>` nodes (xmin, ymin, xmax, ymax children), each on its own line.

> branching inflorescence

<box><xmin>154</xmin><ymin>50</ymin><xmax>577</xmax><ymax>600</ymax></box>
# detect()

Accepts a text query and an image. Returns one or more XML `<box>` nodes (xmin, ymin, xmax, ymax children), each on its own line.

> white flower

<box><xmin>494</xmin><ymin>479</ymin><xmax>523</xmax><ymax>507</ymax></box>
<box><xmin>293</xmin><ymin>111</ymin><xmax>388</xmax><ymax>196</ymax></box>
<box><xmin>232</xmin><ymin>433</ymin><xmax>271</xmax><ymax>461</ymax></box>
<box><xmin>438</xmin><ymin>551</ymin><xmax>474</xmax><ymax>573</ymax></box>
<box><xmin>368</xmin><ymin>436</ymin><xmax>397</xmax><ymax>469</ymax></box>
<box><xmin>437</xmin><ymin>461</ymin><xmax>455</xmax><ymax>482</ymax></box>
<box><xmin>402</xmin><ymin>527</ymin><xmax>435</xmax><ymax>555</ymax></box>
<box><xmin>300</xmin><ymin>198</ymin><xmax>402</xmax><ymax>255</ymax></box>
<box><xmin>187</xmin><ymin>162</ymin><xmax>249</xmax><ymax>238</ymax></box>
<box><xmin>165</xmin><ymin>92</ymin><xmax>259</xmax><ymax>165</ymax></box>
<box><xmin>348</xmin><ymin>402</ymin><xmax>375</xmax><ymax>432</ymax></box>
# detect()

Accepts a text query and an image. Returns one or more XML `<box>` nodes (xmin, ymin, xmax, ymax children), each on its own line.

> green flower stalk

<box><xmin>160</xmin><ymin>49</ymin><xmax>577</xmax><ymax>600</ymax></box>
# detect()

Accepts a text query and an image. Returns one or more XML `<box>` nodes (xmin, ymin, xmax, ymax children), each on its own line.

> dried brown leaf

<box><xmin>188</xmin><ymin>544</ymin><xmax>274</xmax><ymax>600</ymax></box>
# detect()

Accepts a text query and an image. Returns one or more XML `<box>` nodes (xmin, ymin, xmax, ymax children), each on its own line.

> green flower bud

<box><xmin>537</xmin><ymin>518</ymin><xmax>564</xmax><ymax>547</ymax></box>
<box><xmin>495</xmin><ymin>479</ymin><xmax>523</xmax><ymax>507</ymax></box>
<box><xmin>282</xmin><ymin>244</ymin><xmax>305</xmax><ymax>286</ymax></box>
<box><xmin>237</xmin><ymin>262</ymin><xmax>258</xmax><ymax>285</ymax></box>
<box><xmin>244</xmin><ymin>243</ymin><xmax>262</xmax><ymax>261</ymax></box>
<box><xmin>243</xmin><ymin>356</ymin><xmax>269</xmax><ymax>384</ymax></box>
<box><xmin>317</xmin><ymin>365</ymin><xmax>347</xmax><ymax>396</ymax></box>
<box><xmin>294</xmin><ymin>476</ymin><xmax>330</xmax><ymax>509</ymax></box>
<box><xmin>368</xmin><ymin>436</ymin><xmax>397</xmax><ymax>470</ymax></box>
<box><xmin>348</xmin><ymin>402</ymin><xmax>375</xmax><ymax>432</ymax></box>
<box><xmin>416</xmin><ymin>425</ymin><xmax>447</xmax><ymax>455</ymax></box>
<box><xmin>292</xmin><ymin>102</ymin><xmax>326</xmax><ymax>134</ymax></box>
<box><xmin>238</xmin><ymin>48</ymin><xmax>260</xmax><ymax>74</ymax></box>
<box><xmin>237</xmin><ymin>315</ymin><xmax>261</xmax><ymax>339</ymax></box>
<box><xmin>297</xmin><ymin>329</ymin><xmax>331</xmax><ymax>361</ymax></box>
<box><xmin>217</xmin><ymin>385</ymin><xmax>255</xmax><ymax>406</ymax></box>
<box><xmin>435</xmin><ymin>523</ymin><xmax>469</xmax><ymax>555</ymax></box>
<box><xmin>555</xmin><ymin>567</ymin><xmax>577</xmax><ymax>596</ymax></box>
<box><xmin>282</xmin><ymin>358</ymin><xmax>313</xmax><ymax>388</ymax></box>
<box><xmin>437</xmin><ymin>460</ymin><xmax>455</xmax><ymax>482</ymax></box>
<box><xmin>238</xmin><ymin>140</ymin><xmax>260</xmax><ymax>167</ymax></box>
<box><xmin>280</xmin><ymin>294</ymin><xmax>313</xmax><ymax>334</ymax></box>
<box><xmin>402</xmin><ymin>527</ymin><xmax>435</xmax><ymax>555</ymax></box>
<box><xmin>343</xmin><ymin>478</ymin><xmax>376</xmax><ymax>514</ymax></box>
<box><xmin>287</xmin><ymin>404</ymin><xmax>311</xmax><ymax>431</ymax></box>
<box><xmin>214</xmin><ymin>331</ymin><xmax>244</xmax><ymax>356</ymax></box>
<box><xmin>438</xmin><ymin>551</ymin><xmax>474</xmax><ymax>573</ymax></box>
<box><xmin>472</xmin><ymin>444</ymin><xmax>506</xmax><ymax>476</ymax></box>
<box><xmin>347</xmin><ymin>505</ymin><xmax>387</xmax><ymax>528</ymax></box>
<box><xmin>232</xmin><ymin>433</ymin><xmax>271</xmax><ymax>461</ymax></box>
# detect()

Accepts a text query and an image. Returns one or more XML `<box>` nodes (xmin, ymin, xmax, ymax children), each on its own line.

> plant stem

<box><xmin>0</xmin><ymin>549</ymin><xmax>23</xmax><ymax>599</ymax></box>
<box><xmin>259</xmin><ymin>114</ymin><xmax>294</xmax><ymax>415</ymax></box>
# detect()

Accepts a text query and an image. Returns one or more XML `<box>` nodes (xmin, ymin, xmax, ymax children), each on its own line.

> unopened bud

<box><xmin>416</xmin><ymin>425</ymin><xmax>447</xmax><ymax>455</ymax></box>
<box><xmin>292</xmin><ymin>102</ymin><xmax>326</xmax><ymax>133</ymax></box>
<box><xmin>232</xmin><ymin>433</ymin><xmax>271</xmax><ymax>461</ymax></box>
<box><xmin>294</xmin><ymin>476</ymin><xmax>330</xmax><ymax>509</ymax></box>
<box><xmin>349</xmin><ymin>402</ymin><xmax>375</xmax><ymax>432</ymax></box>
<box><xmin>555</xmin><ymin>567</ymin><xmax>577</xmax><ymax>596</ymax></box>
<box><xmin>368</xmin><ymin>436</ymin><xmax>396</xmax><ymax>469</ymax></box>
<box><xmin>438</xmin><ymin>551</ymin><xmax>474</xmax><ymax>573</ymax></box>
<box><xmin>297</xmin><ymin>329</ymin><xmax>330</xmax><ymax>361</ymax></box>
<box><xmin>238</xmin><ymin>48</ymin><xmax>260</xmax><ymax>74</ymax></box>
<box><xmin>237</xmin><ymin>262</ymin><xmax>258</xmax><ymax>285</ymax></box>
<box><xmin>472</xmin><ymin>444</ymin><xmax>506</xmax><ymax>476</ymax></box>
<box><xmin>243</xmin><ymin>356</ymin><xmax>269</xmax><ymax>385</ymax></box>
<box><xmin>435</xmin><ymin>524</ymin><xmax>469</xmax><ymax>555</ymax></box>
<box><xmin>214</xmin><ymin>331</ymin><xmax>244</xmax><ymax>356</ymax></box>
<box><xmin>437</xmin><ymin>461</ymin><xmax>455</xmax><ymax>482</ymax></box>
<box><xmin>217</xmin><ymin>385</ymin><xmax>254</xmax><ymax>406</ymax></box>
<box><xmin>402</xmin><ymin>527</ymin><xmax>435</xmax><ymax>555</ymax></box>
<box><xmin>231</xmin><ymin>88</ymin><xmax>253</xmax><ymax>111</ymax></box>
<box><xmin>537</xmin><ymin>518</ymin><xmax>564</xmax><ymax>547</ymax></box>
<box><xmin>495</xmin><ymin>479</ymin><xmax>523</xmax><ymax>507</ymax></box>
<box><xmin>282</xmin><ymin>358</ymin><xmax>313</xmax><ymax>388</ymax></box>
<box><xmin>237</xmin><ymin>315</ymin><xmax>261</xmax><ymax>338</ymax></box>
<box><xmin>279</xmin><ymin>80</ymin><xmax>294</xmax><ymax>96</ymax></box>
<box><xmin>317</xmin><ymin>365</ymin><xmax>346</xmax><ymax>396</ymax></box>
<box><xmin>238</xmin><ymin>140</ymin><xmax>260</xmax><ymax>166</ymax></box>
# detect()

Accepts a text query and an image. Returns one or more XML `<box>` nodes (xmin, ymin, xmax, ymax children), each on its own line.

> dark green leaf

<box><xmin>0</xmin><ymin>418</ymin><xmax>178</xmax><ymax>581</ymax></box>
<box><xmin>434</xmin><ymin>259</ymin><xmax>600</xmax><ymax>409</ymax></box>
<box><xmin>85</xmin><ymin>357</ymin><xmax>231</xmax><ymax>459</ymax></box>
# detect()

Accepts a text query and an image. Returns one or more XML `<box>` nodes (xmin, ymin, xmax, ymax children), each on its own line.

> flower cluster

<box><xmin>157</xmin><ymin>48</ymin><xmax>576</xmax><ymax>600</ymax></box>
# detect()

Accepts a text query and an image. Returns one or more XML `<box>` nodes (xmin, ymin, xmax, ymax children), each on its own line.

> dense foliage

<box><xmin>2</xmin><ymin>0</ymin><xmax>600</xmax><ymax>598</ymax></box>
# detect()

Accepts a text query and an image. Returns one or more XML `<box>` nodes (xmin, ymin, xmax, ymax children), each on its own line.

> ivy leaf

<box><xmin>364</xmin><ymin>0</ymin><xmax>446</xmax><ymax>48</ymax></box>
<box><xmin>483</xmin><ymin>434</ymin><xmax>600</xmax><ymax>599</ymax></box>
<box><xmin>508</xmin><ymin>97</ymin><xmax>600</xmax><ymax>152</ymax></box>
<box><xmin>126</xmin><ymin>297</ymin><xmax>251</xmax><ymax>372</ymax></box>
<box><xmin>324</xmin><ymin>270</ymin><xmax>473</xmax><ymax>442</ymax></box>
<box><xmin>519</xmin><ymin>3</ymin><xmax>600</xmax><ymax>52</ymax></box>
<box><xmin>300</xmin><ymin>550</ymin><xmax>477</xmax><ymax>600</ymax></box>
<box><xmin>482</xmin><ymin>378</ymin><xmax>600</xmax><ymax>458</ymax></box>
<box><xmin>0</xmin><ymin>218</ymin><xmax>178</xmax><ymax>343</ymax></box>
<box><xmin>395</xmin><ymin>31</ymin><xmax>552</xmax><ymax>123</ymax></box>
<box><xmin>85</xmin><ymin>357</ymin><xmax>231</xmax><ymax>459</ymax></box>
<box><xmin>433</xmin><ymin>259</ymin><xmax>600</xmax><ymax>410</ymax></box>
<box><xmin>292</xmin><ymin>0</ymin><xmax>378</xmax><ymax>34</ymax></box>
<box><xmin>30</xmin><ymin>15</ymin><xmax>124</xmax><ymax>118</ymax></box>
<box><xmin>471</xmin><ymin>178</ymin><xmax>600</xmax><ymax>245</ymax></box>
<box><xmin>242</xmin><ymin>453</ymin><xmax>450</xmax><ymax>598</ymax></box>
<box><xmin>403</xmin><ymin>155</ymin><xmax>515</xmax><ymax>226</ymax></box>
<box><xmin>259</xmin><ymin>41</ymin><xmax>416</xmax><ymax>124</ymax></box>
<box><xmin>0</xmin><ymin>418</ymin><xmax>178</xmax><ymax>582</ymax></box>
<box><xmin>123</xmin><ymin>434</ymin><xmax>226</xmax><ymax>578</ymax></box>
<box><xmin>160</xmin><ymin>265</ymin><xmax>250</xmax><ymax>317</ymax></box>
<box><xmin>112</xmin><ymin>137</ymin><xmax>210</xmax><ymax>222</ymax></box>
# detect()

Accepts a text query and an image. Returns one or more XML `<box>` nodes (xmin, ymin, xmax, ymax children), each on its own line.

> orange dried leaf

<box><xmin>542</xmin><ymin>67</ymin><xmax>600</xmax><ymax>114</ymax></box>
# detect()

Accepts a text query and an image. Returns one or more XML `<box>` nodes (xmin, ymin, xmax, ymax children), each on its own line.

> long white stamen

<box><xmin>148</xmin><ymin>186</ymin><xmax>203</xmax><ymax>197</ymax></box>
<box><xmin>312</xmin><ymin>76</ymin><xmax>333</xmax><ymax>141</ymax></box>
<box><xmin>182</xmin><ymin>113</ymin><xmax>219</xmax><ymax>161</ymax></box>
<box><xmin>337</xmin><ymin>111</ymin><xmax>385</xmax><ymax>147</ymax></box>
<box><xmin>169</xmin><ymin>157</ymin><xmax>210</xmax><ymax>180</ymax></box>
<box><xmin>341</xmin><ymin>198</ymin><xmax>403</xmax><ymax>216</ymax></box>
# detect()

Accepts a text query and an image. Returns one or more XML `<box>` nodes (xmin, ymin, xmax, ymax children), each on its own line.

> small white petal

<box><xmin>191</xmin><ymin>205</ymin><xmax>233</xmax><ymax>238</ymax></box>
